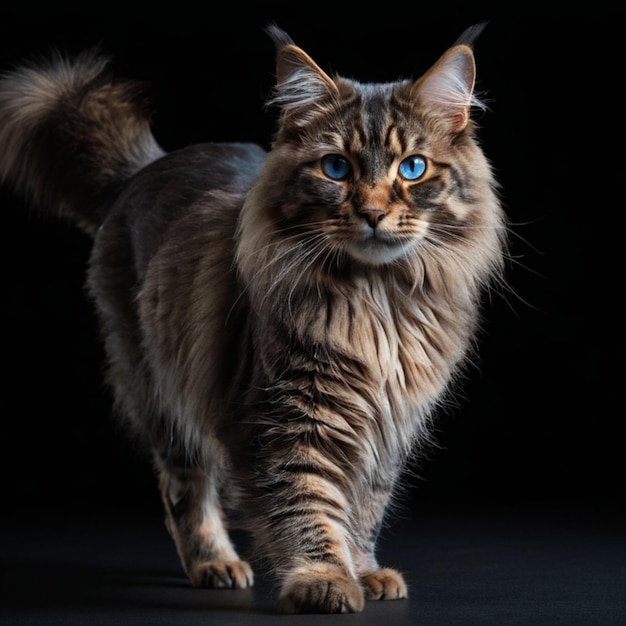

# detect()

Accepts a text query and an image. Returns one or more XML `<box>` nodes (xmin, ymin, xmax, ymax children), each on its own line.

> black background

<box><xmin>0</xmin><ymin>3</ymin><xmax>621</xmax><ymax>521</ymax></box>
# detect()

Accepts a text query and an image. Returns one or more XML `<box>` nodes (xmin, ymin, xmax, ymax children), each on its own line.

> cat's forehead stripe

<box><xmin>385</xmin><ymin>125</ymin><xmax>405</xmax><ymax>156</ymax></box>
<box><xmin>341</xmin><ymin>89</ymin><xmax>409</xmax><ymax>179</ymax></box>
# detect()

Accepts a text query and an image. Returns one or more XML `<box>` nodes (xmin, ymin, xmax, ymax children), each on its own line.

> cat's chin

<box><xmin>345</xmin><ymin>239</ymin><xmax>414</xmax><ymax>266</ymax></box>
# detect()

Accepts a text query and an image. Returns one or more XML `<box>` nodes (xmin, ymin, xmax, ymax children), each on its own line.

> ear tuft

<box><xmin>411</xmin><ymin>44</ymin><xmax>480</xmax><ymax>133</ymax></box>
<box><xmin>265</xmin><ymin>25</ymin><xmax>338</xmax><ymax>124</ymax></box>
<box><xmin>411</xmin><ymin>21</ymin><xmax>488</xmax><ymax>134</ymax></box>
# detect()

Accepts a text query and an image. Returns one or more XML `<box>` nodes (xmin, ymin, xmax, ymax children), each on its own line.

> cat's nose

<box><xmin>358</xmin><ymin>208</ymin><xmax>386</xmax><ymax>229</ymax></box>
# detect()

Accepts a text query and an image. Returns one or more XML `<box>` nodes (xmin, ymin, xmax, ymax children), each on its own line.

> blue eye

<box><xmin>321</xmin><ymin>154</ymin><xmax>351</xmax><ymax>180</ymax></box>
<box><xmin>398</xmin><ymin>155</ymin><xmax>427</xmax><ymax>180</ymax></box>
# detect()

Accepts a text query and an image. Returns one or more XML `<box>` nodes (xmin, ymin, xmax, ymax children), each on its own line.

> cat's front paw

<box><xmin>361</xmin><ymin>567</ymin><xmax>408</xmax><ymax>600</ymax></box>
<box><xmin>189</xmin><ymin>559</ymin><xmax>254</xmax><ymax>589</ymax></box>
<box><xmin>278</xmin><ymin>563</ymin><xmax>365</xmax><ymax>614</ymax></box>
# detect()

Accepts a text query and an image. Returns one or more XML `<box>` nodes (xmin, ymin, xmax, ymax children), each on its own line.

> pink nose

<box><xmin>358</xmin><ymin>208</ymin><xmax>386</xmax><ymax>228</ymax></box>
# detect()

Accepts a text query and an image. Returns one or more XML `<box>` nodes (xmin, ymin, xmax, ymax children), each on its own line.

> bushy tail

<box><xmin>0</xmin><ymin>49</ymin><xmax>165</xmax><ymax>235</ymax></box>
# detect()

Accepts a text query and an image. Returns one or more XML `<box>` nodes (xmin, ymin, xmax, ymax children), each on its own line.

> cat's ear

<box><xmin>410</xmin><ymin>44</ymin><xmax>479</xmax><ymax>133</ymax></box>
<box><xmin>266</xmin><ymin>24</ymin><xmax>338</xmax><ymax>125</ymax></box>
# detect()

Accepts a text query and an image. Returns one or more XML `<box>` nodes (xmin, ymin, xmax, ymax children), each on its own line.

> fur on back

<box><xmin>0</xmin><ymin>24</ymin><xmax>506</xmax><ymax>613</ymax></box>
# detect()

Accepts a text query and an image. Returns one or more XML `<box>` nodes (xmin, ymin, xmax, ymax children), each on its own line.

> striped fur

<box><xmin>0</xmin><ymin>24</ymin><xmax>506</xmax><ymax>613</ymax></box>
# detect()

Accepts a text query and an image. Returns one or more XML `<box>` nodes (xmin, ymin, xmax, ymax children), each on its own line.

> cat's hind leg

<box><xmin>155</xmin><ymin>450</ymin><xmax>253</xmax><ymax>589</ymax></box>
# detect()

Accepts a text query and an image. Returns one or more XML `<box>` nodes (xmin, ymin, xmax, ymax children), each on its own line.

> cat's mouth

<box><xmin>346</xmin><ymin>234</ymin><xmax>413</xmax><ymax>266</ymax></box>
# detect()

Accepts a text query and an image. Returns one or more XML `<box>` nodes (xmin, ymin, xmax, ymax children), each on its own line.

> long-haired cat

<box><xmin>0</xmin><ymin>23</ymin><xmax>506</xmax><ymax>613</ymax></box>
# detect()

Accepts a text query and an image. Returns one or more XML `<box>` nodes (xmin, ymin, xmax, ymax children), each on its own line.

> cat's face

<box><xmin>238</xmin><ymin>27</ymin><xmax>501</xmax><ymax>290</ymax></box>
<box><xmin>253</xmin><ymin>31</ymin><xmax>494</xmax><ymax>271</ymax></box>
<box><xmin>271</xmin><ymin>79</ymin><xmax>482</xmax><ymax>267</ymax></box>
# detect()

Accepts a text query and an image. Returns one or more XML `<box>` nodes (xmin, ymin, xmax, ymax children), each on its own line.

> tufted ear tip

<box><xmin>454</xmin><ymin>22</ymin><xmax>488</xmax><ymax>48</ymax></box>
<box><xmin>411</xmin><ymin>44</ymin><xmax>478</xmax><ymax>133</ymax></box>
<box><xmin>265</xmin><ymin>22</ymin><xmax>295</xmax><ymax>52</ymax></box>
<box><xmin>265</xmin><ymin>30</ymin><xmax>338</xmax><ymax>127</ymax></box>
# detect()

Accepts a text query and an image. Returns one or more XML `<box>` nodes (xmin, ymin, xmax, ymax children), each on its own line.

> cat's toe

<box><xmin>190</xmin><ymin>559</ymin><xmax>254</xmax><ymax>589</ymax></box>
<box><xmin>361</xmin><ymin>567</ymin><xmax>408</xmax><ymax>600</ymax></box>
<box><xmin>277</xmin><ymin>563</ymin><xmax>365</xmax><ymax>614</ymax></box>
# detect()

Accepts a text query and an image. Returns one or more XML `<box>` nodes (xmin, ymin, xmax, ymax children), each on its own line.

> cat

<box><xmin>0</xmin><ymin>23</ymin><xmax>506</xmax><ymax>613</ymax></box>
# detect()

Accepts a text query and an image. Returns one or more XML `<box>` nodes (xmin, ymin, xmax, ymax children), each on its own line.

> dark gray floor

<box><xmin>1</xmin><ymin>504</ymin><xmax>624</xmax><ymax>625</ymax></box>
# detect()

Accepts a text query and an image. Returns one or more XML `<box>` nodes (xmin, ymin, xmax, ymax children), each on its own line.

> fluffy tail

<box><xmin>0</xmin><ymin>49</ymin><xmax>165</xmax><ymax>235</ymax></box>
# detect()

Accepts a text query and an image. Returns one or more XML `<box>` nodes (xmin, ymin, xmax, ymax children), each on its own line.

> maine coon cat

<box><xmin>0</xmin><ymin>24</ymin><xmax>506</xmax><ymax>613</ymax></box>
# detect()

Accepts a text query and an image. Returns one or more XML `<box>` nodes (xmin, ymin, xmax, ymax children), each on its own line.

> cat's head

<box><xmin>238</xmin><ymin>25</ymin><xmax>503</xmax><ymax>290</ymax></box>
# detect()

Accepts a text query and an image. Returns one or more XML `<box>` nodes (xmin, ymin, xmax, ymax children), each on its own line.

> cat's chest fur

<box><xmin>253</xmin><ymin>270</ymin><xmax>469</xmax><ymax>461</ymax></box>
